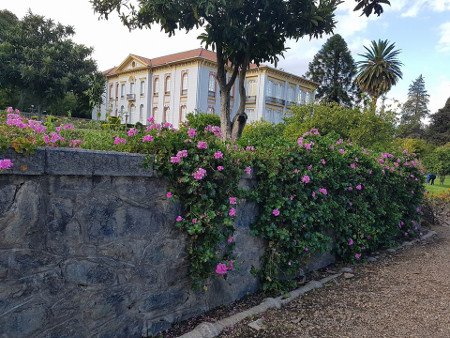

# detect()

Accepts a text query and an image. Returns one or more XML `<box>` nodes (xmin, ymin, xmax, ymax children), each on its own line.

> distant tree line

<box><xmin>0</xmin><ymin>10</ymin><xmax>104</xmax><ymax>118</ymax></box>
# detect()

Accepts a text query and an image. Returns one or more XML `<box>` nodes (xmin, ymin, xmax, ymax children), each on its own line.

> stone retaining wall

<box><xmin>0</xmin><ymin>148</ymin><xmax>332</xmax><ymax>337</ymax></box>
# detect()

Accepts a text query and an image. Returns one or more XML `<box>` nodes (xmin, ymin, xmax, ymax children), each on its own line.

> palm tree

<box><xmin>356</xmin><ymin>40</ymin><xmax>403</xmax><ymax>112</ymax></box>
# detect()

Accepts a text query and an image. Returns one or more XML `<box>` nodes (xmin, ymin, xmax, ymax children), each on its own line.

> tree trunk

<box><xmin>371</xmin><ymin>95</ymin><xmax>378</xmax><ymax>113</ymax></box>
<box><xmin>215</xmin><ymin>43</ymin><xmax>240</xmax><ymax>140</ymax></box>
<box><xmin>231</xmin><ymin>62</ymin><xmax>249</xmax><ymax>141</ymax></box>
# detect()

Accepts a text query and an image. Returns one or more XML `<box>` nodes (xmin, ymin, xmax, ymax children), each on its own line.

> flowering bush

<box><xmin>1</xmin><ymin>108</ymin><xmax>425</xmax><ymax>293</ymax></box>
<box><xmin>249</xmin><ymin>131</ymin><xmax>424</xmax><ymax>292</ymax></box>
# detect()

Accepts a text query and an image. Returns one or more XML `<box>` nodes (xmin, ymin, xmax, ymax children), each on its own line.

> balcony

<box><xmin>246</xmin><ymin>96</ymin><xmax>257</xmax><ymax>104</ymax></box>
<box><xmin>265</xmin><ymin>96</ymin><xmax>285</xmax><ymax>106</ymax></box>
<box><xmin>127</xmin><ymin>94</ymin><xmax>136</xmax><ymax>101</ymax></box>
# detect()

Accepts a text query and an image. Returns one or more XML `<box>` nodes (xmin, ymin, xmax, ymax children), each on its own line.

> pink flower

<box><xmin>229</xmin><ymin>208</ymin><xmax>236</xmax><ymax>217</ymax></box>
<box><xmin>336</xmin><ymin>139</ymin><xmax>343</xmax><ymax>145</ymax></box>
<box><xmin>142</xmin><ymin>135</ymin><xmax>154</xmax><ymax>143</ymax></box>
<box><xmin>355</xmin><ymin>253</ymin><xmax>361</xmax><ymax>260</ymax></box>
<box><xmin>350</xmin><ymin>163</ymin><xmax>357</xmax><ymax>169</ymax></box>
<box><xmin>114</xmin><ymin>137</ymin><xmax>127</xmax><ymax>145</ymax></box>
<box><xmin>170</xmin><ymin>156</ymin><xmax>181</xmax><ymax>164</ymax></box>
<box><xmin>293</xmin><ymin>168</ymin><xmax>300</xmax><ymax>174</ymax></box>
<box><xmin>307</xmin><ymin>165</ymin><xmax>313</xmax><ymax>170</ymax></box>
<box><xmin>197</xmin><ymin>141</ymin><xmax>208</xmax><ymax>149</ymax></box>
<box><xmin>176</xmin><ymin>216</ymin><xmax>183</xmax><ymax>222</ymax></box>
<box><xmin>69</xmin><ymin>139</ymin><xmax>82</xmax><ymax>148</ymax></box>
<box><xmin>304</xmin><ymin>143</ymin><xmax>313</xmax><ymax>151</ymax></box>
<box><xmin>339</xmin><ymin>148</ymin><xmax>345</xmax><ymax>155</ymax></box>
<box><xmin>217</xmin><ymin>166</ymin><xmax>224</xmax><ymax>171</ymax></box>
<box><xmin>193</xmin><ymin>168</ymin><xmax>207</xmax><ymax>180</ymax></box>
<box><xmin>166</xmin><ymin>192</ymin><xmax>173</xmax><ymax>198</ymax></box>
<box><xmin>214</xmin><ymin>151</ymin><xmax>223</xmax><ymax>159</ymax></box>
<box><xmin>356</xmin><ymin>184</ymin><xmax>363</xmax><ymax>191</ymax></box>
<box><xmin>229</xmin><ymin>197</ymin><xmax>237</xmax><ymax>205</ymax></box>
<box><xmin>302</xmin><ymin>175</ymin><xmax>311</xmax><ymax>184</ymax></box>
<box><xmin>310</xmin><ymin>128</ymin><xmax>320</xmax><ymax>135</ymax></box>
<box><xmin>177</xmin><ymin>150</ymin><xmax>188</xmax><ymax>158</ymax></box>
<box><xmin>127</xmin><ymin>128</ymin><xmax>138</xmax><ymax>137</ymax></box>
<box><xmin>297</xmin><ymin>137</ymin><xmax>304</xmax><ymax>146</ymax></box>
<box><xmin>244</xmin><ymin>167</ymin><xmax>252</xmax><ymax>175</ymax></box>
<box><xmin>348</xmin><ymin>186</ymin><xmax>353</xmax><ymax>191</ymax></box>
<box><xmin>304</xmin><ymin>247</ymin><xmax>309</xmax><ymax>252</ymax></box>
<box><xmin>227</xmin><ymin>236</ymin><xmax>235</xmax><ymax>244</ymax></box>
<box><xmin>6</xmin><ymin>107</ymin><xmax>14</xmax><ymax>113</ymax></box>
<box><xmin>348</xmin><ymin>238</ymin><xmax>354</xmax><ymax>246</ymax></box>
<box><xmin>63</xmin><ymin>124</ymin><xmax>74</xmax><ymax>131</ymax></box>
<box><xmin>215</xmin><ymin>263</ymin><xmax>228</xmax><ymax>275</ymax></box>
<box><xmin>319</xmin><ymin>188</ymin><xmax>328</xmax><ymax>195</ymax></box>
<box><xmin>245</xmin><ymin>146</ymin><xmax>255</xmax><ymax>151</ymax></box>
<box><xmin>147</xmin><ymin>116</ymin><xmax>155</xmax><ymax>124</ymax></box>
<box><xmin>227</xmin><ymin>260</ymin><xmax>235</xmax><ymax>271</ymax></box>
<box><xmin>312</xmin><ymin>191</ymin><xmax>316</xmax><ymax>198</ymax></box>
<box><xmin>0</xmin><ymin>159</ymin><xmax>13</xmax><ymax>170</ymax></box>
<box><xmin>321</xmin><ymin>159</ymin><xmax>326</xmax><ymax>165</ymax></box>
<box><xmin>162</xmin><ymin>122</ymin><xmax>172</xmax><ymax>129</ymax></box>
<box><xmin>188</xmin><ymin>128</ymin><xmax>197</xmax><ymax>138</ymax></box>
<box><xmin>192</xmin><ymin>218</ymin><xmax>198</xmax><ymax>224</ymax></box>
<box><xmin>272</xmin><ymin>209</ymin><xmax>280</xmax><ymax>217</ymax></box>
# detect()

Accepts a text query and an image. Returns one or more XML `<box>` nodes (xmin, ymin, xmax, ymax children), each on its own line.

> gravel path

<box><xmin>219</xmin><ymin>224</ymin><xmax>450</xmax><ymax>338</ymax></box>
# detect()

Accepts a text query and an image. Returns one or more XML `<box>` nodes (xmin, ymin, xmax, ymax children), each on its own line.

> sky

<box><xmin>2</xmin><ymin>0</ymin><xmax>450</xmax><ymax>115</ymax></box>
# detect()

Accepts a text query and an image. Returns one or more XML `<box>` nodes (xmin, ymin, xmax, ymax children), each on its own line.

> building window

<box><xmin>247</xmin><ymin>79</ymin><xmax>257</xmax><ymax>97</ymax></box>
<box><xmin>130</xmin><ymin>82</ymin><xmax>135</xmax><ymax>94</ymax></box>
<box><xmin>245</xmin><ymin>108</ymin><xmax>256</xmax><ymax>122</ymax></box>
<box><xmin>179</xmin><ymin>105</ymin><xmax>187</xmax><ymax>123</ymax></box>
<box><xmin>163</xmin><ymin>106</ymin><xmax>170</xmax><ymax>122</ymax></box>
<box><xmin>267</xmin><ymin>81</ymin><xmax>273</xmax><ymax>97</ymax></box>
<box><xmin>140</xmin><ymin>80</ymin><xmax>145</xmax><ymax>96</ymax></box>
<box><xmin>131</xmin><ymin>61</ymin><xmax>136</xmax><ymax>68</ymax></box>
<box><xmin>121</xmin><ymin>84</ymin><xmax>125</xmax><ymax>98</ymax></box>
<box><xmin>165</xmin><ymin>75</ymin><xmax>171</xmax><ymax>94</ymax></box>
<box><xmin>120</xmin><ymin>105</ymin><xmax>124</xmax><ymax>115</ymax></box>
<box><xmin>115</xmin><ymin>83</ymin><xmax>119</xmax><ymax>98</ymax></box>
<box><xmin>139</xmin><ymin>104</ymin><xmax>144</xmax><ymax>122</ymax></box>
<box><xmin>153</xmin><ymin>77</ymin><xmax>159</xmax><ymax>96</ymax></box>
<box><xmin>109</xmin><ymin>84</ymin><xmax>113</xmax><ymax>99</ymax></box>
<box><xmin>181</xmin><ymin>72</ymin><xmax>188</xmax><ymax>96</ymax></box>
<box><xmin>208</xmin><ymin>73</ymin><xmax>216</xmax><ymax>97</ymax></box>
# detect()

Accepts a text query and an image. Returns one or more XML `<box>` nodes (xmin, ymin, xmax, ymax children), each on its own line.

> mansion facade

<box><xmin>93</xmin><ymin>48</ymin><xmax>318</xmax><ymax>127</ymax></box>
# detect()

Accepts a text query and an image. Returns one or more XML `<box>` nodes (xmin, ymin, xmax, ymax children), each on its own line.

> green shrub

<box><xmin>394</xmin><ymin>138</ymin><xmax>435</xmax><ymax>159</ymax></box>
<box><xmin>186</xmin><ymin>112</ymin><xmax>220</xmax><ymax>130</ymax></box>
<box><xmin>239</xmin><ymin>120</ymin><xmax>288</xmax><ymax>149</ymax></box>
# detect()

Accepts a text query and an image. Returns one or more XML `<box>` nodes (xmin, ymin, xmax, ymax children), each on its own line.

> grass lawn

<box><xmin>425</xmin><ymin>176</ymin><xmax>450</xmax><ymax>196</ymax></box>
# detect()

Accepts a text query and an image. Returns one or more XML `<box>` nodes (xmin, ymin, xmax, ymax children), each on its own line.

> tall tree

<box><xmin>91</xmin><ymin>0</ymin><xmax>390</xmax><ymax>139</ymax></box>
<box><xmin>426</xmin><ymin>97</ymin><xmax>450</xmax><ymax>145</ymax></box>
<box><xmin>399</xmin><ymin>74</ymin><xmax>430</xmax><ymax>138</ymax></box>
<box><xmin>306</xmin><ymin>34</ymin><xmax>359</xmax><ymax>107</ymax></box>
<box><xmin>0</xmin><ymin>11</ymin><xmax>103</xmax><ymax>116</ymax></box>
<box><xmin>356</xmin><ymin>39</ymin><xmax>403</xmax><ymax>112</ymax></box>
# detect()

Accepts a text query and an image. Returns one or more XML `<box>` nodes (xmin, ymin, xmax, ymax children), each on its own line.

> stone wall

<box><xmin>0</xmin><ymin>148</ymin><xmax>332</xmax><ymax>337</ymax></box>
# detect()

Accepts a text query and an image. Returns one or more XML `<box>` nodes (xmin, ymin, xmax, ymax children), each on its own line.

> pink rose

<box><xmin>229</xmin><ymin>197</ymin><xmax>237</xmax><ymax>205</ymax></box>
<box><xmin>272</xmin><ymin>209</ymin><xmax>280</xmax><ymax>217</ymax></box>
<box><xmin>214</xmin><ymin>151</ymin><xmax>223</xmax><ymax>159</ymax></box>
<box><xmin>166</xmin><ymin>192</ymin><xmax>173</xmax><ymax>198</ymax></box>
<box><xmin>229</xmin><ymin>208</ymin><xmax>236</xmax><ymax>217</ymax></box>
<box><xmin>176</xmin><ymin>216</ymin><xmax>183</xmax><ymax>222</ymax></box>
<box><xmin>215</xmin><ymin>263</ymin><xmax>228</xmax><ymax>275</ymax></box>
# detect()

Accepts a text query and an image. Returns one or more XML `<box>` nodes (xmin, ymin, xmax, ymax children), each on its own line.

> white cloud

<box><xmin>437</xmin><ymin>22</ymin><xmax>450</xmax><ymax>52</ymax></box>
<box><xmin>400</xmin><ymin>0</ymin><xmax>450</xmax><ymax>17</ymax></box>
<box><xmin>429</xmin><ymin>78</ymin><xmax>450</xmax><ymax>114</ymax></box>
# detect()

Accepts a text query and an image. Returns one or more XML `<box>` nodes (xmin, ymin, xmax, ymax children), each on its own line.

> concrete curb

<box><xmin>177</xmin><ymin>274</ymin><xmax>341</xmax><ymax>338</ymax></box>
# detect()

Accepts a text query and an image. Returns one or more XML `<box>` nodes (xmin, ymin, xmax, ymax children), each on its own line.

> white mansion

<box><xmin>93</xmin><ymin>48</ymin><xmax>318</xmax><ymax>127</ymax></box>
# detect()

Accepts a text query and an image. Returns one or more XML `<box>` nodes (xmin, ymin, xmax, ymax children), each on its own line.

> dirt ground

<box><xmin>219</xmin><ymin>223</ymin><xmax>450</xmax><ymax>338</ymax></box>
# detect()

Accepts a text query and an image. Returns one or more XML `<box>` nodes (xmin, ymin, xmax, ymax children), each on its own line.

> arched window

<box><xmin>109</xmin><ymin>84</ymin><xmax>113</xmax><ymax>99</ymax></box>
<box><xmin>115</xmin><ymin>83</ymin><xmax>119</xmax><ymax>98</ymax></box>
<box><xmin>153</xmin><ymin>77</ymin><xmax>159</xmax><ymax>96</ymax></box>
<box><xmin>121</xmin><ymin>84</ymin><xmax>125</xmax><ymax>98</ymax></box>
<box><xmin>140</xmin><ymin>80</ymin><xmax>145</xmax><ymax>96</ymax></box>
<box><xmin>208</xmin><ymin>73</ymin><xmax>216</xmax><ymax>97</ymax></box>
<box><xmin>139</xmin><ymin>104</ymin><xmax>144</xmax><ymax>122</ymax></box>
<box><xmin>179</xmin><ymin>105</ymin><xmax>187</xmax><ymax>123</ymax></box>
<box><xmin>165</xmin><ymin>76</ymin><xmax>171</xmax><ymax>94</ymax></box>
<box><xmin>181</xmin><ymin>72</ymin><xmax>188</xmax><ymax>95</ymax></box>
<box><xmin>163</xmin><ymin>106</ymin><xmax>170</xmax><ymax>123</ymax></box>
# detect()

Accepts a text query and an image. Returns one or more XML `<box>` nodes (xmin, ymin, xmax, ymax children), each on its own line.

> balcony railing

<box><xmin>246</xmin><ymin>96</ymin><xmax>257</xmax><ymax>104</ymax></box>
<box><xmin>265</xmin><ymin>96</ymin><xmax>285</xmax><ymax>106</ymax></box>
<box><xmin>127</xmin><ymin>94</ymin><xmax>136</xmax><ymax>101</ymax></box>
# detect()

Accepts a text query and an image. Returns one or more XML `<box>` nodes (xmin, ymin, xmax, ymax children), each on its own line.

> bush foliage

<box><xmin>0</xmin><ymin>108</ymin><xmax>425</xmax><ymax>293</ymax></box>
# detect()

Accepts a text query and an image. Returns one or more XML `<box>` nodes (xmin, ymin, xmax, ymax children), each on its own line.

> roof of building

<box><xmin>104</xmin><ymin>48</ymin><xmax>318</xmax><ymax>88</ymax></box>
